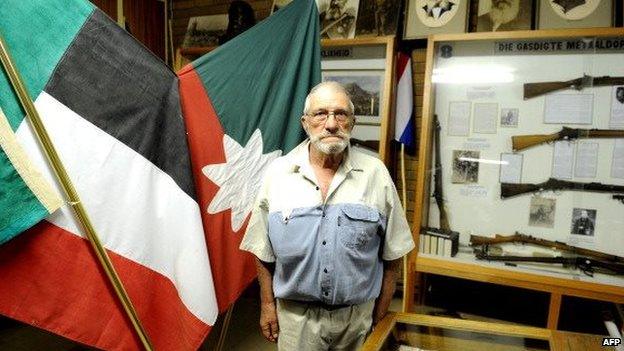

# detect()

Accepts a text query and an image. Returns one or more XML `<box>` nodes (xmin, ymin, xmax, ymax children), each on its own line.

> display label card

<box><xmin>463</xmin><ymin>138</ymin><xmax>490</xmax><ymax>150</ymax></box>
<box><xmin>612</xmin><ymin>139</ymin><xmax>624</xmax><ymax>179</ymax></box>
<box><xmin>467</xmin><ymin>86</ymin><xmax>495</xmax><ymax>100</ymax></box>
<box><xmin>544</xmin><ymin>94</ymin><xmax>593</xmax><ymax>124</ymax></box>
<box><xmin>473</xmin><ymin>103</ymin><xmax>498</xmax><ymax>134</ymax></box>
<box><xmin>609</xmin><ymin>85</ymin><xmax>624</xmax><ymax>129</ymax></box>
<box><xmin>459</xmin><ymin>185</ymin><xmax>488</xmax><ymax>197</ymax></box>
<box><xmin>448</xmin><ymin>101</ymin><xmax>471</xmax><ymax>136</ymax></box>
<box><xmin>499</xmin><ymin>153</ymin><xmax>523</xmax><ymax>184</ymax></box>
<box><xmin>552</xmin><ymin>141</ymin><xmax>575</xmax><ymax>179</ymax></box>
<box><xmin>574</xmin><ymin>142</ymin><xmax>599</xmax><ymax>178</ymax></box>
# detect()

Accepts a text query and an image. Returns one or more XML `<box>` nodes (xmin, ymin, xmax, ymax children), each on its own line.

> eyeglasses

<box><xmin>307</xmin><ymin>109</ymin><xmax>353</xmax><ymax>123</ymax></box>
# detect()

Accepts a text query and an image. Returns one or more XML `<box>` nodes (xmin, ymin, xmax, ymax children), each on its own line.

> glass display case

<box><xmin>363</xmin><ymin>313</ymin><xmax>607</xmax><ymax>351</ymax></box>
<box><xmin>405</xmin><ymin>28</ymin><xmax>624</xmax><ymax>326</ymax></box>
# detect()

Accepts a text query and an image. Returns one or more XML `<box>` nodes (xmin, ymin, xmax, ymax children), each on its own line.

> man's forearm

<box><xmin>373</xmin><ymin>258</ymin><xmax>400</xmax><ymax>324</ymax></box>
<box><xmin>254</xmin><ymin>257</ymin><xmax>275</xmax><ymax>304</ymax></box>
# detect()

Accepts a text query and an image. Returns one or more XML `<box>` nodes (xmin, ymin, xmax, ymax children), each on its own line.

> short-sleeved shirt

<box><xmin>240</xmin><ymin>141</ymin><xmax>415</xmax><ymax>305</ymax></box>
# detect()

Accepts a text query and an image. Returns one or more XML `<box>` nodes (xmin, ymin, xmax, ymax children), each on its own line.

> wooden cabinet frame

<box><xmin>404</xmin><ymin>27</ymin><xmax>624</xmax><ymax>329</ymax></box>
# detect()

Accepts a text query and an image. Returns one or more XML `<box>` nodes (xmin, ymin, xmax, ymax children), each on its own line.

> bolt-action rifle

<box><xmin>511</xmin><ymin>127</ymin><xmax>624</xmax><ymax>151</ymax></box>
<box><xmin>475</xmin><ymin>251</ymin><xmax>624</xmax><ymax>277</ymax></box>
<box><xmin>432</xmin><ymin>114</ymin><xmax>450</xmax><ymax>231</ymax></box>
<box><xmin>523</xmin><ymin>75</ymin><xmax>624</xmax><ymax>100</ymax></box>
<box><xmin>500</xmin><ymin>178</ymin><xmax>624</xmax><ymax>198</ymax></box>
<box><xmin>470</xmin><ymin>233</ymin><xmax>624</xmax><ymax>263</ymax></box>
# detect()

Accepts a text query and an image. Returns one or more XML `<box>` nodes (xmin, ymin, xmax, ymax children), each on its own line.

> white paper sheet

<box><xmin>448</xmin><ymin>101</ymin><xmax>471</xmax><ymax>136</ymax></box>
<box><xmin>473</xmin><ymin>103</ymin><xmax>498</xmax><ymax>134</ymax></box>
<box><xmin>544</xmin><ymin>94</ymin><xmax>593</xmax><ymax>124</ymax></box>
<box><xmin>499</xmin><ymin>153</ymin><xmax>523</xmax><ymax>183</ymax></box>
<box><xmin>612</xmin><ymin>139</ymin><xmax>624</xmax><ymax>179</ymax></box>
<box><xmin>574</xmin><ymin>142</ymin><xmax>599</xmax><ymax>178</ymax></box>
<box><xmin>552</xmin><ymin>141</ymin><xmax>575</xmax><ymax>179</ymax></box>
<box><xmin>609</xmin><ymin>85</ymin><xmax>624</xmax><ymax>129</ymax></box>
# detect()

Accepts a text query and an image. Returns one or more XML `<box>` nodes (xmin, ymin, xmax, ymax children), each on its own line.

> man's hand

<box><xmin>259</xmin><ymin>301</ymin><xmax>279</xmax><ymax>342</ymax></box>
<box><xmin>372</xmin><ymin>304</ymin><xmax>387</xmax><ymax>326</ymax></box>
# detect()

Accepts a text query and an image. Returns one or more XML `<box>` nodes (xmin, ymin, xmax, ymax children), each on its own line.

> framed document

<box><xmin>537</xmin><ymin>0</ymin><xmax>614</xmax><ymax>29</ymax></box>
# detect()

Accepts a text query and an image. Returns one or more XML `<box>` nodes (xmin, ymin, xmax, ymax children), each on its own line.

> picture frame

<box><xmin>321</xmin><ymin>36</ymin><xmax>396</xmax><ymax>164</ymax></box>
<box><xmin>317</xmin><ymin>0</ymin><xmax>361</xmax><ymax>39</ymax></box>
<box><xmin>403</xmin><ymin>0</ymin><xmax>469</xmax><ymax>40</ymax></box>
<box><xmin>474</xmin><ymin>0</ymin><xmax>534</xmax><ymax>32</ymax></box>
<box><xmin>355</xmin><ymin>0</ymin><xmax>402</xmax><ymax>37</ymax></box>
<box><xmin>181</xmin><ymin>14</ymin><xmax>228</xmax><ymax>48</ymax></box>
<box><xmin>537</xmin><ymin>0</ymin><xmax>614</xmax><ymax>29</ymax></box>
<box><xmin>322</xmin><ymin>70</ymin><xmax>385</xmax><ymax>125</ymax></box>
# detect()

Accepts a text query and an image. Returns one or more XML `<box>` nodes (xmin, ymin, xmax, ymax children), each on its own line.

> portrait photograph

<box><xmin>355</xmin><ymin>0</ymin><xmax>401</xmax><ymax>36</ymax></box>
<box><xmin>528</xmin><ymin>196</ymin><xmax>556</xmax><ymax>228</ymax></box>
<box><xmin>570</xmin><ymin>208</ymin><xmax>597</xmax><ymax>236</ymax></box>
<box><xmin>271</xmin><ymin>0</ymin><xmax>294</xmax><ymax>13</ymax></box>
<box><xmin>322</xmin><ymin>71</ymin><xmax>384</xmax><ymax>124</ymax></box>
<box><xmin>500</xmin><ymin>108</ymin><xmax>519</xmax><ymax>127</ymax></box>
<box><xmin>317</xmin><ymin>0</ymin><xmax>360</xmax><ymax>39</ymax></box>
<box><xmin>452</xmin><ymin>150</ymin><xmax>480</xmax><ymax>184</ymax></box>
<box><xmin>181</xmin><ymin>14</ymin><xmax>228</xmax><ymax>48</ymax></box>
<box><xmin>475</xmin><ymin>0</ymin><xmax>533</xmax><ymax>32</ymax></box>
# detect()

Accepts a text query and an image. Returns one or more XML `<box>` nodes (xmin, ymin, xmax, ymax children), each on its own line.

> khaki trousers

<box><xmin>276</xmin><ymin>299</ymin><xmax>375</xmax><ymax>351</ymax></box>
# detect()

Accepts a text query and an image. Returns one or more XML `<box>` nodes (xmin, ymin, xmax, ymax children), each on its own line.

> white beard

<box><xmin>307</xmin><ymin>128</ymin><xmax>350</xmax><ymax>155</ymax></box>
<box><xmin>488</xmin><ymin>1</ymin><xmax>520</xmax><ymax>31</ymax></box>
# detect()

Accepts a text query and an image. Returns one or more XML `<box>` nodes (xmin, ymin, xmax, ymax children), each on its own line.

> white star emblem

<box><xmin>202</xmin><ymin>129</ymin><xmax>281</xmax><ymax>232</ymax></box>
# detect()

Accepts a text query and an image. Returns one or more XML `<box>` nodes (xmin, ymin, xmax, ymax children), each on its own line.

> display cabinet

<box><xmin>405</xmin><ymin>27</ymin><xmax>624</xmax><ymax>328</ymax></box>
<box><xmin>363</xmin><ymin>312</ymin><xmax>608</xmax><ymax>351</ymax></box>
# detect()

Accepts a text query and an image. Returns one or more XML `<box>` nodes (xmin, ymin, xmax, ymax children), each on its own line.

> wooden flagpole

<box><xmin>0</xmin><ymin>33</ymin><xmax>154</xmax><ymax>351</ymax></box>
<box><xmin>216</xmin><ymin>304</ymin><xmax>235</xmax><ymax>351</ymax></box>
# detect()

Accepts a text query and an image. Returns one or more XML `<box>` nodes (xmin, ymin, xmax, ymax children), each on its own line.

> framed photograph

<box><xmin>528</xmin><ymin>196</ymin><xmax>556</xmax><ymax>228</ymax></box>
<box><xmin>500</xmin><ymin>108</ymin><xmax>519</xmax><ymax>127</ymax></box>
<box><xmin>318</xmin><ymin>0</ymin><xmax>360</xmax><ymax>39</ymax></box>
<box><xmin>403</xmin><ymin>0</ymin><xmax>469</xmax><ymax>39</ymax></box>
<box><xmin>537</xmin><ymin>0</ymin><xmax>613</xmax><ymax>29</ymax></box>
<box><xmin>322</xmin><ymin>70</ymin><xmax>385</xmax><ymax>124</ymax></box>
<box><xmin>570</xmin><ymin>208</ymin><xmax>597</xmax><ymax>236</ymax></box>
<box><xmin>355</xmin><ymin>0</ymin><xmax>401</xmax><ymax>36</ymax></box>
<box><xmin>182</xmin><ymin>15</ymin><xmax>228</xmax><ymax>48</ymax></box>
<box><xmin>475</xmin><ymin>0</ymin><xmax>534</xmax><ymax>32</ymax></box>
<box><xmin>451</xmin><ymin>150</ymin><xmax>480</xmax><ymax>184</ymax></box>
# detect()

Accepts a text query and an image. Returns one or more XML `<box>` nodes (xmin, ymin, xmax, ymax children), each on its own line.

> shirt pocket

<box><xmin>268</xmin><ymin>209</ymin><xmax>314</xmax><ymax>259</ymax></box>
<box><xmin>339</xmin><ymin>204</ymin><xmax>380</xmax><ymax>250</ymax></box>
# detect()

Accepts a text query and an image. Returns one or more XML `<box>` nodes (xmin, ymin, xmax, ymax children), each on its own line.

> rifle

<box><xmin>470</xmin><ymin>232</ymin><xmax>624</xmax><ymax>263</ymax></box>
<box><xmin>500</xmin><ymin>178</ymin><xmax>624</xmax><ymax>198</ymax></box>
<box><xmin>475</xmin><ymin>251</ymin><xmax>624</xmax><ymax>277</ymax></box>
<box><xmin>614</xmin><ymin>194</ymin><xmax>624</xmax><ymax>204</ymax></box>
<box><xmin>511</xmin><ymin>127</ymin><xmax>624</xmax><ymax>151</ymax></box>
<box><xmin>432</xmin><ymin>114</ymin><xmax>450</xmax><ymax>231</ymax></box>
<box><xmin>523</xmin><ymin>75</ymin><xmax>624</xmax><ymax>100</ymax></box>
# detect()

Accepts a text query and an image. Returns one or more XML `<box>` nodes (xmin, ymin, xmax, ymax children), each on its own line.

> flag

<box><xmin>0</xmin><ymin>1</ymin><xmax>217</xmax><ymax>349</ymax></box>
<box><xmin>395</xmin><ymin>52</ymin><xmax>415</xmax><ymax>148</ymax></box>
<box><xmin>0</xmin><ymin>107</ymin><xmax>61</xmax><ymax>244</ymax></box>
<box><xmin>178</xmin><ymin>0</ymin><xmax>321</xmax><ymax>312</ymax></box>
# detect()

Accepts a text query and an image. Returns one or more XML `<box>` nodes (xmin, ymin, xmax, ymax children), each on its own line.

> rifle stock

<box><xmin>500</xmin><ymin>182</ymin><xmax>541</xmax><ymax>198</ymax></box>
<box><xmin>523</xmin><ymin>79</ymin><xmax>579</xmax><ymax>99</ymax></box>
<box><xmin>512</xmin><ymin>132</ymin><xmax>560</xmax><ymax>151</ymax></box>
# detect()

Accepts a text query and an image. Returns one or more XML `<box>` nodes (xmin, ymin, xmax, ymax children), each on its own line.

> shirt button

<box><xmin>322</xmin><ymin>241</ymin><xmax>326</xmax><ymax>245</ymax></box>
<box><xmin>324</xmin><ymin>268</ymin><xmax>328</xmax><ymax>273</ymax></box>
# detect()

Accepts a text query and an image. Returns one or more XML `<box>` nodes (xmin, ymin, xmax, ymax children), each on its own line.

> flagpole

<box><xmin>400</xmin><ymin>144</ymin><xmax>407</xmax><ymax>209</ymax></box>
<box><xmin>0</xmin><ymin>34</ymin><xmax>154</xmax><ymax>351</ymax></box>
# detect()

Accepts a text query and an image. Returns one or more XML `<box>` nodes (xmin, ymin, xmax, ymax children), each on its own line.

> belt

<box><xmin>288</xmin><ymin>299</ymin><xmax>351</xmax><ymax>311</ymax></box>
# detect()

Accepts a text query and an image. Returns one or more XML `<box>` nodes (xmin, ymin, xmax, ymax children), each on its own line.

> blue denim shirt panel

<box><xmin>268</xmin><ymin>203</ymin><xmax>386</xmax><ymax>305</ymax></box>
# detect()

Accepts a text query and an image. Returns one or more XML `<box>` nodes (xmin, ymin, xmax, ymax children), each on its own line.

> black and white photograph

<box><xmin>355</xmin><ymin>0</ymin><xmax>401</xmax><ymax>36</ymax></box>
<box><xmin>570</xmin><ymin>208</ymin><xmax>597</xmax><ymax>236</ymax></box>
<box><xmin>317</xmin><ymin>0</ymin><xmax>360</xmax><ymax>39</ymax></box>
<box><xmin>452</xmin><ymin>150</ymin><xmax>480</xmax><ymax>184</ymax></box>
<box><xmin>181</xmin><ymin>14</ymin><xmax>228</xmax><ymax>48</ymax></box>
<box><xmin>616</xmin><ymin>86</ymin><xmax>624</xmax><ymax>104</ymax></box>
<box><xmin>500</xmin><ymin>108</ymin><xmax>519</xmax><ymax>127</ymax></box>
<box><xmin>475</xmin><ymin>0</ymin><xmax>533</xmax><ymax>32</ymax></box>
<box><xmin>528</xmin><ymin>196</ymin><xmax>556</xmax><ymax>228</ymax></box>
<box><xmin>323</xmin><ymin>71</ymin><xmax>384</xmax><ymax>123</ymax></box>
<box><xmin>538</xmin><ymin>0</ymin><xmax>612</xmax><ymax>29</ymax></box>
<box><xmin>549</xmin><ymin>0</ymin><xmax>602</xmax><ymax>20</ymax></box>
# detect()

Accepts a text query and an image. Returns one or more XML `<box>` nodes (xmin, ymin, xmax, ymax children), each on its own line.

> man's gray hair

<box><xmin>303</xmin><ymin>81</ymin><xmax>355</xmax><ymax>115</ymax></box>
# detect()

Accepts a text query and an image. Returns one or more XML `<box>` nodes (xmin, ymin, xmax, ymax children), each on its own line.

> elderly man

<box><xmin>477</xmin><ymin>0</ymin><xmax>523</xmax><ymax>32</ymax></box>
<box><xmin>240</xmin><ymin>81</ymin><xmax>414</xmax><ymax>350</ymax></box>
